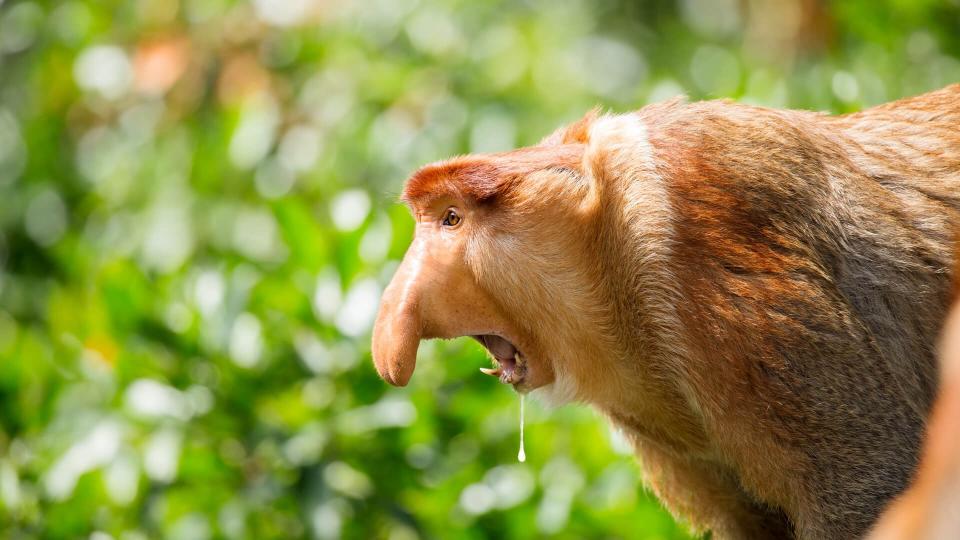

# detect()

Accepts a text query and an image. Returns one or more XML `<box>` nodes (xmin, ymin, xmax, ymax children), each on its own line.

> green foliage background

<box><xmin>0</xmin><ymin>0</ymin><xmax>958</xmax><ymax>538</ymax></box>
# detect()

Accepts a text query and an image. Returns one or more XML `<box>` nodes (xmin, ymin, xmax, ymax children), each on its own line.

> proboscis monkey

<box><xmin>371</xmin><ymin>85</ymin><xmax>960</xmax><ymax>539</ymax></box>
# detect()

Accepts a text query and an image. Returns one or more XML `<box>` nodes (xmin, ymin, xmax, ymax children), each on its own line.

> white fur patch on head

<box><xmin>530</xmin><ymin>367</ymin><xmax>579</xmax><ymax>408</ymax></box>
<box><xmin>586</xmin><ymin>114</ymin><xmax>651</xmax><ymax>153</ymax></box>
<box><xmin>583</xmin><ymin>113</ymin><xmax>656</xmax><ymax>193</ymax></box>
<box><xmin>579</xmin><ymin>113</ymin><xmax>703</xmax><ymax>419</ymax></box>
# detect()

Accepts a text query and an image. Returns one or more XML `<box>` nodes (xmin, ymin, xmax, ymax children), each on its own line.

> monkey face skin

<box><xmin>372</xmin><ymin>144</ymin><xmax>592</xmax><ymax>398</ymax></box>
<box><xmin>372</xmin><ymin>84</ymin><xmax>960</xmax><ymax>539</ymax></box>
<box><xmin>370</xmin><ymin>191</ymin><xmax>542</xmax><ymax>389</ymax></box>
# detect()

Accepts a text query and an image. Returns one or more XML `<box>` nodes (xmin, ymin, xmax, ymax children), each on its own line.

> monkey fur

<box><xmin>372</xmin><ymin>85</ymin><xmax>960</xmax><ymax>539</ymax></box>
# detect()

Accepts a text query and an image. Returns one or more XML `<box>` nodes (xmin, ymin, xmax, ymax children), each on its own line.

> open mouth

<box><xmin>473</xmin><ymin>334</ymin><xmax>527</xmax><ymax>386</ymax></box>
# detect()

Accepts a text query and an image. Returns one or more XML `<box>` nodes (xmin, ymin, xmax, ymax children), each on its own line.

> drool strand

<box><xmin>518</xmin><ymin>393</ymin><xmax>526</xmax><ymax>462</ymax></box>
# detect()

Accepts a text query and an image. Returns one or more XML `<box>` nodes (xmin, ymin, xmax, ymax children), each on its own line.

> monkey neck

<box><xmin>571</xmin><ymin>180</ymin><xmax>711</xmax><ymax>455</ymax></box>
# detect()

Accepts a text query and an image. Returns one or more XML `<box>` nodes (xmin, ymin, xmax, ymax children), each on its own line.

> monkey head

<box><xmin>371</xmin><ymin>138</ymin><xmax>608</xmax><ymax>402</ymax></box>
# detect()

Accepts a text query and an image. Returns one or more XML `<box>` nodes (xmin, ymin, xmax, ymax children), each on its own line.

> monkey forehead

<box><xmin>401</xmin><ymin>144</ymin><xmax>584</xmax><ymax>208</ymax></box>
<box><xmin>401</xmin><ymin>157</ymin><xmax>503</xmax><ymax>207</ymax></box>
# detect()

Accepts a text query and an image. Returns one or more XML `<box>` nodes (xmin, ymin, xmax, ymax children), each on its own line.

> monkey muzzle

<box><xmin>371</xmin><ymin>235</ymin><xmax>530</xmax><ymax>389</ymax></box>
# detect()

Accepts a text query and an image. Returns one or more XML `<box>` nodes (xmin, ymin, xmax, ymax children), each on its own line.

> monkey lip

<box><xmin>474</xmin><ymin>334</ymin><xmax>527</xmax><ymax>386</ymax></box>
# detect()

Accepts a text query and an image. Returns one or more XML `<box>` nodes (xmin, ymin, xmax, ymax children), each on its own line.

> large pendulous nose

<box><xmin>371</xmin><ymin>247</ymin><xmax>424</xmax><ymax>386</ymax></box>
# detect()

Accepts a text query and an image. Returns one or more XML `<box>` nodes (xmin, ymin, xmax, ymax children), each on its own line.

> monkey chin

<box><xmin>472</xmin><ymin>333</ymin><xmax>580</xmax><ymax>406</ymax></box>
<box><xmin>529</xmin><ymin>369</ymin><xmax>579</xmax><ymax>408</ymax></box>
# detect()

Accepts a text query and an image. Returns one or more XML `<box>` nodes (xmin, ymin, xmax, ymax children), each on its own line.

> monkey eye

<box><xmin>441</xmin><ymin>207</ymin><xmax>462</xmax><ymax>228</ymax></box>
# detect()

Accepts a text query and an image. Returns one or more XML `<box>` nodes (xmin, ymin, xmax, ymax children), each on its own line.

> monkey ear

<box><xmin>540</xmin><ymin>107</ymin><xmax>602</xmax><ymax>146</ymax></box>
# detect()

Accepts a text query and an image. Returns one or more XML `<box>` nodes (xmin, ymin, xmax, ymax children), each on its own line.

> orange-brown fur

<box><xmin>372</xmin><ymin>85</ymin><xmax>960</xmax><ymax>538</ymax></box>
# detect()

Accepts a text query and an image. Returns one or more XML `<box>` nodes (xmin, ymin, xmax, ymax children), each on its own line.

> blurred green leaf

<box><xmin>1</xmin><ymin>0</ymin><xmax>958</xmax><ymax>538</ymax></box>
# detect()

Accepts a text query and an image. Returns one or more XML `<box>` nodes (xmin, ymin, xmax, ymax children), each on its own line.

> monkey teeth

<box><xmin>480</xmin><ymin>352</ymin><xmax>526</xmax><ymax>385</ymax></box>
<box><xmin>474</xmin><ymin>335</ymin><xmax>526</xmax><ymax>386</ymax></box>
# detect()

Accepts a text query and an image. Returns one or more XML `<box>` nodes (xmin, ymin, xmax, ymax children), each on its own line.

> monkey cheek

<box><xmin>513</xmin><ymin>357</ymin><xmax>557</xmax><ymax>393</ymax></box>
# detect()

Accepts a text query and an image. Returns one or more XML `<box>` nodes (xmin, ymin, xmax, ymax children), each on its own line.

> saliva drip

<box><xmin>518</xmin><ymin>394</ymin><xmax>526</xmax><ymax>462</ymax></box>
